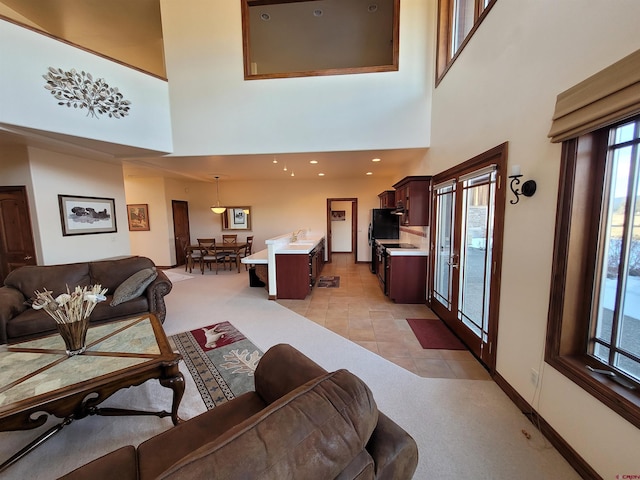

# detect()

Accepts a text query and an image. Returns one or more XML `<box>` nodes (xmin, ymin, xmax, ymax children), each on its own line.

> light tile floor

<box><xmin>277</xmin><ymin>253</ymin><xmax>491</xmax><ymax>380</ymax></box>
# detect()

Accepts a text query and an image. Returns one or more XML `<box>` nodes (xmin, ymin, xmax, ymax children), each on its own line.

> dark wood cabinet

<box><xmin>392</xmin><ymin>176</ymin><xmax>431</xmax><ymax>226</ymax></box>
<box><xmin>378</xmin><ymin>190</ymin><xmax>396</xmax><ymax>209</ymax></box>
<box><xmin>276</xmin><ymin>240</ymin><xmax>325</xmax><ymax>299</ymax></box>
<box><xmin>388</xmin><ymin>255</ymin><xmax>427</xmax><ymax>304</ymax></box>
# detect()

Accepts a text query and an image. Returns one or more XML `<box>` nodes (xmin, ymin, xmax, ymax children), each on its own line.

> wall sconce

<box><xmin>508</xmin><ymin>166</ymin><xmax>537</xmax><ymax>205</ymax></box>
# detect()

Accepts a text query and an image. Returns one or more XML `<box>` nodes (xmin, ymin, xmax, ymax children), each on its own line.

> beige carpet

<box><xmin>0</xmin><ymin>268</ymin><xmax>581</xmax><ymax>479</ymax></box>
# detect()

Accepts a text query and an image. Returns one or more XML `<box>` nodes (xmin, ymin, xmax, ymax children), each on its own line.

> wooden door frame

<box><xmin>429</xmin><ymin>143</ymin><xmax>507</xmax><ymax>373</ymax></box>
<box><xmin>171</xmin><ymin>200</ymin><xmax>191</xmax><ymax>268</ymax></box>
<box><xmin>326</xmin><ymin>198</ymin><xmax>358</xmax><ymax>264</ymax></box>
<box><xmin>0</xmin><ymin>186</ymin><xmax>37</xmax><ymax>283</ymax></box>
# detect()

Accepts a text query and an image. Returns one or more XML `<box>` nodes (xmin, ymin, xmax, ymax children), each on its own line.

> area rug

<box><xmin>317</xmin><ymin>275</ymin><xmax>340</xmax><ymax>288</ymax></box>
<box><xmin>407</xmin><ymin>318</ymin><xmax>467</xmax><ymax>350</ymax></box>
<box><xmin>163</xmin><ymin>270</ymin><xmax>194</xmax><ymax>283</ymax></box>
<box><xmin>170</xmin><ymin>321</ymin><xmax>262</xmax><ymax>409</ymax></box>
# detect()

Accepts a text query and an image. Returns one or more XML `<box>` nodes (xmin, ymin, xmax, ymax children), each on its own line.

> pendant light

<box><xmin>210</xmin><ymin>176</ymin><xmax>226</xmax><ymax>214</ymax></box>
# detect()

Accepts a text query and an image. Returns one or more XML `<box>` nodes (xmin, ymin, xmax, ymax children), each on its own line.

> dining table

<box><xmin>188</xmin><ymin>242</ymin><xmax>247</xmax><ymax>273</ymax></box>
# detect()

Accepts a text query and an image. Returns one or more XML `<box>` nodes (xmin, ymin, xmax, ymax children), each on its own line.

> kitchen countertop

<box><xmin>375</xmin><ymin>239</ymin><xmax>428</xmax><ymax>256</ymax></box>
<box><xmin>271</xmin><ymin>235</ymin><xmax>325</xmax><ymax>254</ymax></box>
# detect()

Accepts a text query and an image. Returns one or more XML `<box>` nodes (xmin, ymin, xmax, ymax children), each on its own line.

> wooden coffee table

<box><xmin>0</xmin><ymin>313</ymin><xmax>184</xmax><ymax>473</ymax></box>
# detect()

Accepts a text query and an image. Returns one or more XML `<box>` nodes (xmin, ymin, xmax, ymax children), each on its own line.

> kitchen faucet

<box><xmin>291</xmin><ymin>229</ymin><xmax>306</xmax><ymax>242</ymax></box>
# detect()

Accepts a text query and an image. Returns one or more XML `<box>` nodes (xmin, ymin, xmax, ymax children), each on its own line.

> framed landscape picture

<box><xmin>58</xmin><ymin>194</ymin><xmax>117</xmax><ymax>236</ymax></box>
<box><xmin>127</xmin><ymin>204</ymin><xmax>150</xmax><ymax>231</ymax></box>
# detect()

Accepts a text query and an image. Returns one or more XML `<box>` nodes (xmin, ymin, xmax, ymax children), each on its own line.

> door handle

<box><xmin>24</xmin><ymin>255</ymin><xmax>33</xmax><ymax>260</ymax></box>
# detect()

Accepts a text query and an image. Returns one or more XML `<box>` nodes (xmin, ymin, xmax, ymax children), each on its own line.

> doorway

<box><xmin>0</xmin><ymin>186</ymin><xmax>37</xmax><ymax>283</ymax></box>
<box><xmin>326</xmin><ymin>198</ymin><xmax>358</xmax><ymax>264</ymax></box>
<box><xmin>429</xmin><ymin>144</ymin><xmax>507</xmax><ymax>372</ymax></box>
<box><xmin>172</xmin><ymin>200</ymin><xmax>191</xmax><ymax>268</ymax></box>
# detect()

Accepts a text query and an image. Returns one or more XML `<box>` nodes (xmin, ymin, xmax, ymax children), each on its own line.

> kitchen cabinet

<box><xmin>276</xmin><ymin>240</ymin><xmax>325</xmax><ymax>299</ymax></box>
<box><xmin>378</xmin><ymin>190</ymin><xmax>396</xmax><ymax>209</ymax></box>
<box><xmin>388</xmin><ymin>255</ymin><xmax>427</xmax><ymax>304</ymax></box>
<box><xmin>392</xmin><ymin>176</ymin><xmax>432</xmax><ymax>226</ymax></box>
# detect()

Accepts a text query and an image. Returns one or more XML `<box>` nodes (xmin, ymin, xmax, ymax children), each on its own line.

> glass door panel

<box><xmin>432</xmin><ymin>182</ymin><xmax>456</xmax><ymax>312</ymax></box>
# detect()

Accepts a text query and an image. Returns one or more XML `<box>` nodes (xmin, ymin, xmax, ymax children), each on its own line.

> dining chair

<box><xmin>200</xmin><ymin>239</ymin><xmax>227</xmax><ymax>274</ymax></box>
<box><xmin>226</xmin><ymin>235</ymin><xmax>253</xmax><ymax>272</ymax></box>
<box><xmin>184</xmin><ymin>243</ymin><xmax>201</xmax><ymax>273</ymax></box>
<box><xmin>222</xmin><ymin>234</ymin><xmax>237</xmax><ymax>244</ymax></box>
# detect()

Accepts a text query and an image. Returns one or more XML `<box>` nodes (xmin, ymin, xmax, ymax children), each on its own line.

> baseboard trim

<box><xmin>493</xmin><ymin>372</ymin><xmax>601</xmax><ymax>480</ymax></box>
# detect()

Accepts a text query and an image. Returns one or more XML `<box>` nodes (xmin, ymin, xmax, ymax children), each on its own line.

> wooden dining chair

<box><xmin>222</xmin><ymin>234</ymin><xmax>237</xmax><ymax>244</ymax></box>
<box><xmin>199</xmin><ymin>239</ymin><xmax>227</xmax><ymax>274</ymax></box>
<box><xmin>184</xmin><ymin>243</ymin><xmax>201</xmax><ymax>273</ymax></box>
<box><xmin>227</xmin><ymin>235</ymin><xmax>253</xmax><ymax>272</ymax></box>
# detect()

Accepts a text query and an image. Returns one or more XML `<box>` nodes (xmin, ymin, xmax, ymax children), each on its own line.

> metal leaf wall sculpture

<box><xmin>43</xmin><ymin>67</ymin><xmax>132</xmax><ymax>119</ymax></box>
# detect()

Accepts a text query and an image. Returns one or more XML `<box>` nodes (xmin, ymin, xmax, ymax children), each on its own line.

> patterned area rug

<box><xmin>317</xmin><ymin>275</ymin><xmax>340</xmax><ymax>288</ymax></box>
<box><xmin>170</xmin><ymin>321</ymin><xmax>262</xmax><ymax>409</ymax></box>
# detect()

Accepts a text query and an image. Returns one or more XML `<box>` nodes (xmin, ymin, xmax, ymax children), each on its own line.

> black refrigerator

<box><xmin>368</xmin><ymin>209</ymin><xmax>399</xmax><ymax>273</ymax></box>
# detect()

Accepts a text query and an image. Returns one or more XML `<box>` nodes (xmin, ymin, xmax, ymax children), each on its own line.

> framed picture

<box><xmin>331</xmin><ymin>210</ymin><xmax>346</xmax><ymax>221</ymax></box>
<box><xmin>127</xmin><ymin>204</ymin><xmax>150</xmax><ymax>231</ymax></box>
<box><xmin>222</xmin><ymin>206</ymin><xmax>252</xmax><ymax>230</ymax></box>
<box><xmin>58</xmin><ymin>194</ymin><xmax>117</xmax><ymax>236</ymax></box>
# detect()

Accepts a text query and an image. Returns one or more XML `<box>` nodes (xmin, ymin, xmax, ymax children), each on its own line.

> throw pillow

<box><xmin>110</xmin><ymin>267</ymin><xmax>158</xmax><ymax>307</ymax></box>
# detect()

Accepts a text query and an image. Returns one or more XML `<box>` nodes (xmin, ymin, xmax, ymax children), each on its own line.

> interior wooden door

<box><xmin>429</xmin><ymin>145</ymin><xmax>507</xmax><ymax>372</ymax></box>
<box><xmin>0</xmin><ymin>186</ymin><xmax>37</xmax><ymax>283</ymax></box>
<box><xmin>172</xmin><ymin>200</ymin><xmax>191</xmax><ymax>268</ymax></box>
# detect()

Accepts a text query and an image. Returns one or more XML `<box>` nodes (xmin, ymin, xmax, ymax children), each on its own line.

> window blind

<box><xmin>548</xmin><ymin>49</ymin><xmax>640</xmax><ymax>143</ymax></box>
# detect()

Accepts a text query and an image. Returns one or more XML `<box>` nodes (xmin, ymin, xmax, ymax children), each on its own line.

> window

<box><xmin>546</xmin><ymin>115</ymin><xmax>640</xmax><ymax>428</ymax></box>
<box><xmin>591</xmin><ymin>119</ymin><xmax>640</xmax><ymax>384</ymax></box>
<box><xmin>436</xmin><ymin>0</ymin><xmax>496</xmax><ymax>84</ymax></box>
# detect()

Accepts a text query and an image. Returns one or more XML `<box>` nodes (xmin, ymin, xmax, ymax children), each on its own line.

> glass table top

<box><xmin>0</xmin><ymin>315</ymin><xmax>162</xmax><ymax>408</ymax></box>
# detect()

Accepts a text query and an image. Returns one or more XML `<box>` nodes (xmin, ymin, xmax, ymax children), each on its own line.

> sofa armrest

<box><xmin>366</xmin><ymin>412</ymin><xmax>418</xmax><ymax>480</ymax></box>
<box><xmin>0</xmin><ymin>286</ymin><xmax>27</xmax><ymax>344</ymax></box>
<box><xmin>254</xmin><ymin>343</ymin><xmax>328</xmax><ymax>404</ymax></box>
<box><xmin>144</xmin><ymin>270</ymin><xmax>172</xmax><ymax>323</ymax></box>
<box><xmin>58</xmin><ymin>446</ymin><xmax>138</xmax><ymax>480</ymax></box>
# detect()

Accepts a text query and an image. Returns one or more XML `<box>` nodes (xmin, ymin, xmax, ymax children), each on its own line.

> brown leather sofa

<box><xmin>0</xmin><ymin>256</ymin><xmax>172</xmax><ymax>344</ymax></box>
<box><xmin>60</xmin><ymin>343</ymin><xmax>419</xmax><ymax>480</ymax></box>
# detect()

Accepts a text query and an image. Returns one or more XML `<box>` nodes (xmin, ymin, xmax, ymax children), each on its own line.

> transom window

<box><xmin>591</xmin><ymin>118</ymin><xmax>640</xmax><ymax>385</ymax></box>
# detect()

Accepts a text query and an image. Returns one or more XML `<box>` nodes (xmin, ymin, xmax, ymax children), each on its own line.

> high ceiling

<box><xmin>0</xmin><ymin>0</ymin><xmax>426</xmax><ymax>182</ymax></box>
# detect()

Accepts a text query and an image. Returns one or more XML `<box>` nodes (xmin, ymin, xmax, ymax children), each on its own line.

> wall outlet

<box><xmin>530</xmin><ymin>368</ymin><xmax>539</xmax><ymax>387</ymax></box>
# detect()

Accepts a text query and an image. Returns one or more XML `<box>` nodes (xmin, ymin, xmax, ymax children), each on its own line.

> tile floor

<box><xmin>276</xmin><ymin>253</ymin><xmax>491</xmax><ymax>380</ymax></box>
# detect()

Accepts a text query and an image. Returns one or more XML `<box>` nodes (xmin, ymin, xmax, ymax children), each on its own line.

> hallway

<box><xmin>277</xmin><ymin>253</ymin><xmax>491</xmax><ymax>380</ymax></box>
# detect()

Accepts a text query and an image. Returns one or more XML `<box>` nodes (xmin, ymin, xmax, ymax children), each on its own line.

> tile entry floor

<box><xmin>277</xmin><ymin>253</ymin><xmax>491</xmax><ymax>380</ymax></box>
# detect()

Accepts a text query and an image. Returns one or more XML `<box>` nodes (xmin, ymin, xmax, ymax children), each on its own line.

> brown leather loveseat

<box><xmin>0</xmin><ymin>256</ymin><xmax>172</xmax><ymax>344</ymax></box>
<box><xmin>60</xmin><ymin>343</ymin><xmax>419</xmax><ymax>480</ymax></box>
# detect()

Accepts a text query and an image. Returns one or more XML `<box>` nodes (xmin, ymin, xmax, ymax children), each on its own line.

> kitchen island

<box><xmin>242</xmin><ymin>231</ymin><xmax>325</xmax><ymax>300</ymax></box>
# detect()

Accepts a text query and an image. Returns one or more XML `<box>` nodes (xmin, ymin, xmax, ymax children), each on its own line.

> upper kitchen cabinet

<box><xmin>378</xmin><ymin>190</ymin><xmax>396</xmax><ymax>209</ymax></box>
<box><xmin>392</xmin><ymin>176</ymin><xmax>431</xmax><ymax>226</ymax></box>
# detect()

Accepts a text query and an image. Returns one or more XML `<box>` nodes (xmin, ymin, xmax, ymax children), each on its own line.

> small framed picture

<box><xmin>331</xmin><ymin>210</ymin><xmax>346</xmax><ymax>221</ymax></box>
<box><xmin>58</xmin><ymin>195</ymin><xmax>117</xmax><ymax>236</ymax></box>
<box><xmin>126</xmin><ymin>204</ymin><xmax>150</xmax><ymax>231</ymax></box>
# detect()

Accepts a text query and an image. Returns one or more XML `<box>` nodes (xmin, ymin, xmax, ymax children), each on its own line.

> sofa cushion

<box><xmin>60</xmin><ymin>446</ymin><xmax>138</xmax><ymax>480</ymax></box>
<box><xmin>110</xmin><ymin>267</ymin><xmax>157</xmax><ymax>306</ymax></box>
<box><xmin>159</xmin><ymin>369</ymin><xmax>379</xmax><ymax>480</ymax></box>
<box><xmin>4</xmin><ymin>263</ymin><xmax>90</xmax><ymax>299</ymax></box>
<box><xmin>89</xmin><ymin>257</ymin><xmax>155</xmax><ymax>294</ymax></box>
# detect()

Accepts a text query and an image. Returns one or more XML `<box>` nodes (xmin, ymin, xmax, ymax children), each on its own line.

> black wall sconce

<box><xmin>508</xmin><ymin>166</ymin><xmax>537</xmax><ymax>205</ymax></box>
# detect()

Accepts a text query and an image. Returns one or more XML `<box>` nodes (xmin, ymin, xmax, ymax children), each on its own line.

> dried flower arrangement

<box><xmin>32</xmin><ymin>285</ymin><xmax>108</xmax><ymax>355</ymax></box>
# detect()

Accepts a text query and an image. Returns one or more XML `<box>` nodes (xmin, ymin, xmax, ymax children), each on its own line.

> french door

<box><xmin>429</xmin><ymin>144</ymin><xmax>507</xmax><ymax>371</ymax></box>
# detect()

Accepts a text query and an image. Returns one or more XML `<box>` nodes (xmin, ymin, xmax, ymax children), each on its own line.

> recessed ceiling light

<box><xmin>313</xmin><ymin>9</ymin><xmax>323</xmax><ymax>17</ymax></box>
<box><xmin>368</xmin><ymin>4</ymin><xmax>378</xmax><ymax>13</ymax></box>
<box><xmin>318</xmin><ymin>173</ymin><xmax>325</xmax><ymax>176</ymax></box>
<box><xmin>272</xmin><ymin>157</ymin><xmax>278</xmax><ymax>164</ymax></box>
<box><xmin>366</xmin><ymin>172</ymin><xmax>373</xmax><ymax>175</ymax></box>
<box><xmin>291</xmin><ymin>171</ymin><xmax>295</xmax><ymax>177</ymax></box>
<box><xmin>310</xmin><ymin>160</ymin><xmax>318</xmax><ymax>164</ymax></box>
<box><xmin>260</xmin><ymin>12</ymin><xmax>271</xmax><ymax>21</ymax></box>
<box><xmin>372</xmin><ymin>158</ymin><xmax>381</xmax><ymax>162</ymax></box>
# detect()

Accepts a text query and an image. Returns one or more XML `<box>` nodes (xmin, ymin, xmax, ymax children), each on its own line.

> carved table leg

<box><xmin>160</xmin><ymin>363</ymin><xmax>185</xmax><ymax>426</ymax></box>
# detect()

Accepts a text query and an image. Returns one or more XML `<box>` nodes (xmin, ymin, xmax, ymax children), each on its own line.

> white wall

<box><xmin>160</xmin><ymin>0</ymin><xmax>432</xmax><ymax>156</ymax></box>
<box><xmin>418</xmin><ymin>0</ymin><xmax>640</xmax><ymax>476</ymax></box>
<box><xmin>27</xmin><ymin>148</ymin><xmax>131</xmax><ymax>264</ymax></box>
<box><xmin>123</xmin><ymin>176</ymin><xmax>173</xmax><ymax>266</ymax></box>
<box><xmin>0</xmin><ymin>20</ymin><xmax>173</xmax><ymax>153</ymax></box>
